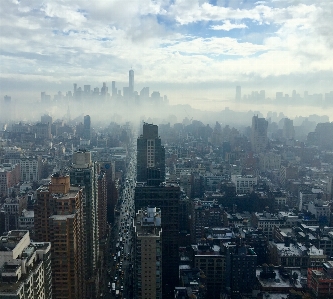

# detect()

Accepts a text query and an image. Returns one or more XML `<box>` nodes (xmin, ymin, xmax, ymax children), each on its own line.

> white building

<box><xmin>231</xmin><ymin>175</ymin><xmax>257</xmax><ymax>194</ymax></box>
<box><xmin>20</xmin><ymin>156</ymin><xmax>41</xmax><ymax>182</ymax></box>
<box><xmin>308</xmin><ymin>200</ymin><xmax>330</xmax><ymax>220</ymax></box>
<box><xmin>0</xmin><ymin>230</ymin><xmax>52</xmax><ymax>299</ymax></box>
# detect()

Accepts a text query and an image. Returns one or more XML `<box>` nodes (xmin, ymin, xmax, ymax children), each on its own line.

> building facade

<box><xmin>133</xmin><ymin>207</ymin><xmax>162</xmax><ymax>299</ymax></box>
<box><xmin>0</xmin><ymin>230</ymin><xmax>52</xmax><ymax>299</ymax></box>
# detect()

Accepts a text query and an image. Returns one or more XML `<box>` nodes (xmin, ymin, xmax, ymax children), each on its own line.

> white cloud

<box><xmin>0</xmin><ymin>0</ymin><xmax>333</xmax><ymax>99</ymax></box>
<box><xmin>210</xmin><ymin>20</ymin><xmax>248</xmax><ymax>31</ymax></box>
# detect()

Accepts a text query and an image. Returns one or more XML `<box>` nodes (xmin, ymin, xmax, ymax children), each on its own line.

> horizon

<box><xmin>1</xmin><ymin>0</ymin><xmax>333</xmax><ymax>113</ymax></box>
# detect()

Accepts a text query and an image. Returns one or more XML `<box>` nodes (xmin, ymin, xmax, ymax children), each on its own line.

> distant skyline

<box><xmin>1</xmin><ymin>0</ymin><xmax>333</xmax><ymax>108</ymax></box>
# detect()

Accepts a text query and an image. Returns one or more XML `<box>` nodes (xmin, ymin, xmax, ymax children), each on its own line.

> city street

<box><xmin>103</xmin><ymin>143</ymin><xmax>136</xmax><ymax>299</ymax></box>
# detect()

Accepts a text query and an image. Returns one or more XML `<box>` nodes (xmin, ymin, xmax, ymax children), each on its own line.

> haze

<box><xmin>1</xmin><ymin>0</ymin><xmax>333</xmax><ymax>120</ymax></box>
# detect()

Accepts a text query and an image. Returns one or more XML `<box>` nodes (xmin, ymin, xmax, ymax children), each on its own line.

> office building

<box><xmin>97</xmin><ymin>170</ymin><xmax>108</xmax><ymax>239</ymax></box>
<box><xmin>112</xmin><ymin>81</ymin><xmax>117</xmax><ymax>97</ymax></box>
<box><xmin>35</xmin><ymin>174</ymin><xmax>86</xmax><ymax>299</ymax></box>
<box><xmin>133</xmin><ymin>207</ymin><xmax>162</xmax><ymax>299</ymax></box>
<box><xmin>101</xmin><ymin>82</ymin><xmax>108</xmax><ymax>96</ymax></box>
<box><xmin>231</xmin><ymin>174</ymin><xmax>257</xmax><ymax>194</ymax></box>
<box><xmin>3</xmin><ymin>196</ymin><xmax>27</xmax><ymax>233</ymax></box>
<box><xmin>137</xmin><ymin>123</ymin><xmax>165</xmax><ymax>184</ymax></box>
<box><xmin>251</xmin><ymin>115</ymin><xmax>268</xmax><ymax>153</ymax></box>
<box><xmin>0</xmin><ymin>230</ymin><xmax>52</xmax><ymax>299</ymax></box>
<box><xmin>129</xmin><ymin>69</ymin><xmax>134</xmax><ymax>96</ymax></box>
<box><xmin>135</xmin><ymin>123</ymin><xmax>179</xmax><ymax>297</ymax></box>
<box><xmin>222</xmin><ymin>243</ymin><xmax>257</xmax><ymax>295</ymax></box>
<box><xmin>83</xmin><ymin>115</ymin><xmax>91</xmax><ymax>141</ymax></box>
<box><xmin>193</xmin><ymin>242</ymin><xmax>225</xmax><ymax>298</ymax></box>
<box><xmin>283</xmin><ymin>118</ymin><xmax>295</xmax><ymax>140</ymax></box>
<box><xmin>20</xmin><ymin>156</ymin><xmax>42</xmax><ymax>182</ymax></box>
<box><xmin>0</xmin><ymin>163</ymin><xmax>20</xmax><ymax>197</ymax></box>
<box><xmin>70</xmin><ymin>150</ymin><xmax>99</xmax><ymax>298</ymax></box>
<box><xmin>135</xmin><ymin>183</ymin><xmax>180</xmax><ymax>298</ymax></box>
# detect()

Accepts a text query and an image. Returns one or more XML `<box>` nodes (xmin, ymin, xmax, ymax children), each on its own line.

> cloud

<box><xmin>0</xmin><ymin>0</ymin><xmax>333</xmax><ymax>101</ymax></box>
<box><xmin>210</xmin><ymin>20</ymin><xmax>248</xmax><ymax>31</ymax></box>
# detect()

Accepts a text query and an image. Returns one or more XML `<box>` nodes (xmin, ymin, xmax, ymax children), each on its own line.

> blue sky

<box><xmin>0</xmin><ymin>0</ymin><xmax>332</xmax><ymax>104</ymax></box>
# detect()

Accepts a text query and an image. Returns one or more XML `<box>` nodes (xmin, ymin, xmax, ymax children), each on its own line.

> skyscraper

<box><xmin>70</xmin><ymin>150</ymin><xmax>99</xmax><ymax>298</ymax></box>
<box><xmin>135</xmin><ymin>123</ymin><xmax>179</xmax><ymax>298</ymax></box>
<box><xmin>133</xmin><ymin>207</ymin><xmax>162</xmax><ymax>299</ymax></box>
<box><xmin>35</xmin><ymin>174</ymin><xmax>86</xmax><ymax>299</ymax></box>
<box><xmin>137</xmin><ymin>123</ymin><xmax>165</xmax><ymax>185</ymax></box>
<box><xmin>283</xmin><ymin>118</ymin><xmax>295</xmax><ymax>140</ymax></box>
<box><xmin>112</xmin><ymin>81</ymin><xmax>117</xmax><ymax>97</ymax></box>
<box><xmin>129</xmin><ymin>69</ymin><xmax>134</xmax><ymax>96</ymax></box>
<box><xmin>135</xmin><ymin>184</ymin><xmax>180</xmax><ymax>298</ymax></box>
<box><xmin>83</xmin><ymin>115</ymin><xmax>91</xmax><ymax>140</ymax></box>
<box><xmin>251</xmin><ymin>115</ymin><xmax>268</xmax><ymax>153</ymax></box>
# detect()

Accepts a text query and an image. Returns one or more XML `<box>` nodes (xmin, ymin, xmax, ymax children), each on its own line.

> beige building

<box><xmin>133</xmin><ymin>207</ymin><xmax>162</xmax><ymax>299</ymax></box>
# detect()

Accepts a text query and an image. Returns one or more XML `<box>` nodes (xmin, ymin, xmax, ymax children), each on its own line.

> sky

<box><xmin>1</xmin><ymin>0</ymin><xmax>333</xmax><ymax>108</ymax></box>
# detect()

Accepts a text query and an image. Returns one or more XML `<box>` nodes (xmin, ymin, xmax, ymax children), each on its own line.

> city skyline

<box><xmin>1</xmin><ymin>0</ymin><xmax>333</xmax><ymax>109</ymax></box>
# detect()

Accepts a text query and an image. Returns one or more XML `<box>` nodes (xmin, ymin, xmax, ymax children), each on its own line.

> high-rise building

<box><xmin>137</xmin><ymin>123</ymin><xmax>165</xmax><ymax>184</ymax></box>
<box><xmin>129</xmin><ymin>69</ymin><xmax>134</xmax><ymax>96</ymax></box>
<box><xmin>112</xmin><ymin>81</ymin><xmax>117</xmax><ymax>97</ymax></box>
<box><xmin>20</xmin><ymin>156</ymin><xmax>42</xmax><ymax>182</ymax></box>
<box><xmin>35</xmin><ymin>174</ymin><xmax>86</xmax><ymax>299</ymax></box>
<box><xmin>135</xmin><ymin>123</ymin><xmax>179</xmax><ymax>297</ymax></box>
<box><xmin>83</xmin><ymin>115</ymin><xmax>91</xmax><ymax>141</ymax></box>
<box><xmin>84</xmin><ymin>85</ymin><xmax>91</xmax><ymax>94</ymax></box>
<box><xmin>70</xmin><ymin>150</ymin><xmax>99</xmax><ymax>298</ymax></box>
<box><xmin>101</xmin><ymin>82</ymin><xmax>108</xmax><ymax>96</ymax></box>
<box><xmin>97</xmin><ymin>169</ymin><xmax>107</xmax><ymax>239</ymax></box>
<box><xmin>133</xmin><ymin>207</ymin><xmax>162</xmax><ymax>299</ymax></box>
<box><xmin>0</xmin><ymin>230</ymin><xmax>52</xmax><ymax>299</ymax></box>
<box><xmin>223</xmin><ymin>243</ymin><xmax>257</xmax><ymax>294</ymax></box>
<box><xmin>283</xmin><ymin>118</ymin><xmax>295</xmax><ymax>140</ymax></box>
<box><xmin>251</xmin><ymin>115</ymin><xmax>268</xmax><ymax>153</ymax></box>
<box><xmin>235</xmin><ymin>86</ymin><xmax>241</xmax><ymax>102</ymax></box>
<box><xmin>135</xmin><ymin>183</ymin><xmax>180</xmax><ymax>298</ymax></box>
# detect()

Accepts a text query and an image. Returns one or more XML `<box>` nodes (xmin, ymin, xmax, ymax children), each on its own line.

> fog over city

<box><xmin>3</xmin><ymin>2</ymin><xmax>333</xmax><ymax>299</ymax></box>
<box><xmin>1</xmin><ymin>0</ymin><xmax>333</xmax><ymax>120</ymax></box>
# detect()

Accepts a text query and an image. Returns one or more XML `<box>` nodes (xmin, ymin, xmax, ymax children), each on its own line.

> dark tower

<box><xmin>137</xmin><ymin>123</ymin><xmax>165</xmax><ymax>185</ymax></box>
<box><xmin>83</xmin><ymin>115</ymin><xmax>91</xmax><ymax>140</ymax></box>
<box><xmin>135</xmin><ymin>123</ymin><xmax>179</xmax><ymax>298</ymax></box>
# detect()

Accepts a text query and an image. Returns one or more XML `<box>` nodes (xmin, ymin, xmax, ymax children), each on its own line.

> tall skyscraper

<box><xmin>135</xmin><ymin>123</ymin><xmax>179</xmax><ymax>298</ymax></box>
<box><xmin>135</xmin><ymin>184</ymin><xmax>180</xmax><ymax>298</ymax></box>
<box><xmin>0</xmin><ymin>230</ymin><xmax>52</xmax><ymax>299</ymax></box>
<box><xmin>129</xmin><ymin>69</ymin><xmax>134</xmax><ymax>96</ymax></box>
<box><xmin>133</xmin><ymin>207</ymin><xmax>162</xmax><ymax>299</ymax></box>
<box><xmin>112</xmin><ymin>81</ymin><xmax>117</xmax><ymax>97</ymax></box>
<box><xmin>251</xmin><ymin>115</ymin><xmax>268</xmax><ymax>153</ymax></box>
<box><xmin>235</xmin><ymin>86</ymin><xmax>241</xmax><ymax>102</ymax></box>
<box><xmin>283</xmin><ymin>118</ymin><xmax>295</xmax><ymax>140</ymax></box>
<box><xmin>70</xmin><ymin>150</ymin><xmax>99</xmax><ymax>298</ymax></box>
<box><xmin>35</xmin><ymin>174</ymin><xmax>86</xmax><ymax>299</ymax></box>
<box><xmin>137</xmin><ymin>123</ymin><xmax>165</xmax><ymax>185</ymax></box>
<box><xmin>83</xmin><ymin>115</ymin><xmax>91</xmax><ymax>140</ymax></box>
